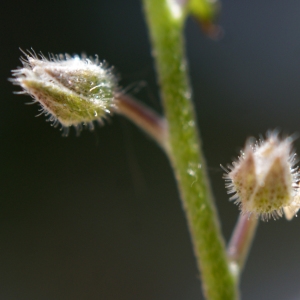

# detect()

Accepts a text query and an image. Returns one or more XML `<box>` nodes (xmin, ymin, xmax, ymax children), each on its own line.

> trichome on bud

<box><xmin>11</xmin><ymin>50</ymin><xmax>118</xmax><ymax>135</ymax></box>
<box><xmin>223</xmin><ymin>132</ymin><xmax>300</xmax><ymax>221</ymax></box>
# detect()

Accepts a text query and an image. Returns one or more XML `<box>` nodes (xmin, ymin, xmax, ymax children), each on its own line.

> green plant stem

<box><xmin>227</xmin><ymin>214</ymin><xmax>259</xmax><ymax>278</ymax></box>
<box><xmin>142</xmin><ymin>1</ymin><xmax>238</xmax><ymax>299</ymax></box>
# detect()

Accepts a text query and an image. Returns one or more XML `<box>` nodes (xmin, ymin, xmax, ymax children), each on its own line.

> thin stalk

<box><xmin>227</xmin><ymin>214</ymin><xmax>259</xmax><ymax>278</ymax></box>
<box><xmin>142</xmin><ymin>1</ymin><xmax>238</xmax><ymax>299</ymax></box>
<box><xmin>115</xmin><ymin>93</ymin><xmax>168</xmax><ymax>150</ymax></box>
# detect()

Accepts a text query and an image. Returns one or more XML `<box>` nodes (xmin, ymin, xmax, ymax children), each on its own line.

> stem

<box><xmin>142</xmin><ymin>1</ymin><xmax>238</xmax><ymax>299</ymax></box>
<box><xmin>115</xmin><ymin>93</ymin><xmax>168</xmax><ymax>150</ymax></box>
<box><xmin>227</xmin><ymin>214</ymin><xmax>259</xmax><ymax>278</ymax></box>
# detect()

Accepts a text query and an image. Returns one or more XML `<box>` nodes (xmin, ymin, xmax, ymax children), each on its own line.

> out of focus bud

<box><xmin>188</xmin><ymin>0</ymin><xmax>222</xmax><ymax>40</ymax></box>
<box><xmin>11</xmin><ymin>51</ymin><xmax>118</xmax><ymax>134</ymax></box>
<box><xmin>223</xmin><ymin>132</ymin><xmax>300</xmax><ymax>220</ymax></box>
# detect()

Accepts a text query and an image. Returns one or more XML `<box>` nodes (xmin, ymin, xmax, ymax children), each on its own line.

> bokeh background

<box><xmin>1</xmin><ymin>0</ymin><xmax>300</xmax><ymax>299</ymax></box>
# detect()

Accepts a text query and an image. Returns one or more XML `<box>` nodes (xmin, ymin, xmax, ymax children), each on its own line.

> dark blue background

<box><xmin>1</xmin><ymin>1</ymin><xmax>300</xmax><ymax>299</ymax></box>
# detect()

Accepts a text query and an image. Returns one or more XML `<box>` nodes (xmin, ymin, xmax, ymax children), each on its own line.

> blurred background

<box><xmin>1</xmin><ymin>0</ymin><xmax>300</xmax><ymax>299</ymax></box>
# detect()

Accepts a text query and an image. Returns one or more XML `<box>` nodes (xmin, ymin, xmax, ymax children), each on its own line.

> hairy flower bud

<box><xmin>223</xmin><ymin>132</ymin><xmax>300</xmax><ymax>220</ymax></box>
<box><xmin>11</xmin><ymin>51</ymin><xmax>118</xmax><ymax>135</ymax></box>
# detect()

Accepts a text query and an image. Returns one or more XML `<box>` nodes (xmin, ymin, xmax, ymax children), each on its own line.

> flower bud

<box><xmin>11</xmin><ymin>51</ymin><xmax>118</xmax><ymax>134</ymax></box>
<box><xmin>223</xmin><ymin>132</ymin><xmax>300</xmax><ymax>220</ymax></box>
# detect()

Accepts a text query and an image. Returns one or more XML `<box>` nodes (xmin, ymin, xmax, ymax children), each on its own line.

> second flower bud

<box><xmin>223</xmin><ymin>133</ymin><xmax>300</xmax><ymax>220</ymax></box>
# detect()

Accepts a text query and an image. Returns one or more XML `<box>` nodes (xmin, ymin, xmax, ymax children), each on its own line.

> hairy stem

<box><xmin>142</xmin><ymin>1</ymin><xmax>238</xmax><ymax>299</ymax></box>
<box><xmin>227</xmin><ymin>214</ymin><xmax>259</xmax><ymax>278</ymax></box>
<box><xmin>116</xmin><ymin>93</ymin><xmax>168</xmax><ymax>150</ymax></box>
